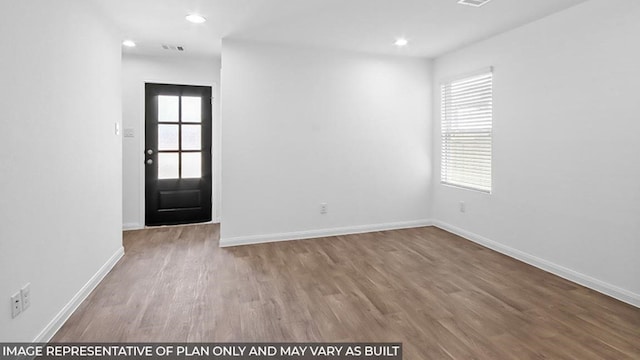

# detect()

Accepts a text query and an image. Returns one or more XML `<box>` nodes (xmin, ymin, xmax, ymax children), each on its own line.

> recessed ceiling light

<box><xmin>186</xmin><ymin>14</ymin><xmax>206</xmax><ymax>24</ymax></box>
<box><xmin>122</xmin><ymin>40</ymin><xmax>136</xmax><ymax>47</ymax></box>
<box><xmin>457</xmin><ymin>0</ymin><xmax>492</xmax><ymax>7</ymax></box>
<box><xmin>394</xmin><ymin>38</ymin><xmax>409</xmax><ymax>47</ymax></box>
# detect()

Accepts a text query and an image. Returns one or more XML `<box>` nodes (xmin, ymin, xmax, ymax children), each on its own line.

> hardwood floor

<box><xmin>52</xmin><ymin>224</ymin><xmax>640</xmax><ymax>359</ymax></box>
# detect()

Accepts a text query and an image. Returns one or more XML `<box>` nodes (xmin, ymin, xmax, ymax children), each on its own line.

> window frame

<box><xmin>440</xmin><ymin>67</ymin><xmax>494</xmax><ymax>194</ymax></box>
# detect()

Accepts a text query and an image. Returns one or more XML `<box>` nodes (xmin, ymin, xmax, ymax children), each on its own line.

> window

<box><xmin>156</xmin><ymin>95</ymin><xmax>203</xmax><ymax>179</ymax></box>
<box><xmin>441</xmin><ymin>68</ymin><xmax>493</xmax><ymax>193</ymax></box>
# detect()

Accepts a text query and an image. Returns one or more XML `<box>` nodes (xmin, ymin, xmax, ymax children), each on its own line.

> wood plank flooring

<box><xmin>52</xmin><ymin>224</ymin><xmax>640</xmax><ymax>359</ymax></box>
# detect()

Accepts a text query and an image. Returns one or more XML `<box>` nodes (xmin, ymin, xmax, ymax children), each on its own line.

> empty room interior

<box><xmin>1</xmin><ymin>0</ymin><xmax>639</xmax><ymax>358</ymax></box>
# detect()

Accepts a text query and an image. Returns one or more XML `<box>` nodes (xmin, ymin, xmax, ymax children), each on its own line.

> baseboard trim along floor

<box><xmin>432</xmin><ymin>220</ymin><xmax>640</xmax><ymax>308</ymax></box>
<box><xmin>221</xmin><ymin>219</ymin><xmax>639</xmax><ymax>308</ymax></box>
<box><xmin>219</xmin><ymin>219</ymin><xmax>434</xmax><ymax>247</ymax></box>
<box><xmin>33</xmin><ymin>246</ymin><xmax>125</xmax><ymax>342</ymax></box>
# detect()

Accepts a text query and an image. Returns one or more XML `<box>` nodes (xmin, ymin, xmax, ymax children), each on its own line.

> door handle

<box><xmin>146</xmin><ymin>159</ymin><xmax>153</xmax><ymax>165</ymax></box>
<box><xmin>146</xmin><ymin>149</ymin><xmax>154</xmax><ymax>155</ymax></box>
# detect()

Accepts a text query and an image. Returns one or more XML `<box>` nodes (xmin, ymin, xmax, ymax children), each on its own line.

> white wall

<box><xmin>432</xmin><ymin>0</ymin><xmax>640</xmax><ymax>305</ymax></box>
<box><xmin>122</xmin><ymin>54</ymin><xmax>221</xmax><ymax>229</ymax></box>
<box><xmin>220</xmin><ymin>40</ymin><xmax>432</xmax><ymax>244</ymax></box>
<box><xmin>0</xmin><ymin>0</ymin><xmax>123</xmax><ymax>341</ymax></box>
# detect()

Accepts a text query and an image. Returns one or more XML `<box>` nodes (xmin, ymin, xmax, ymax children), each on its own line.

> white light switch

<box><xmin>115</xmin><ymin>122</ymin><xmax>121</xmax><ymax>136</ymax></box>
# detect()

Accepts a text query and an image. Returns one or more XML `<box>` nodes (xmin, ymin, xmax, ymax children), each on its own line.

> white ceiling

<box><xmin>92</xmin><ymin>0</ymin><xmax>589</xmax><ymax>59</ymax></box>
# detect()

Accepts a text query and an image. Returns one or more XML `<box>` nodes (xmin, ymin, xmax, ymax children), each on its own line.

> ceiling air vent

<box><xmin>457</xmin><ymin>0</ymin><xmax>492</xmax><ymax>7</ymax></box>
<box><xmin>161</xmin><ymin>44</ymin><xmax>185</xmax><ymax>52</ymax></box>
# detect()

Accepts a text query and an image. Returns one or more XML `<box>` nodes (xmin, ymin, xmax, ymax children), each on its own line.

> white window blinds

<box><xmin>441</xmin><ymin>69</ymin><xmax>493</xmax><ymax>193</ymax></box>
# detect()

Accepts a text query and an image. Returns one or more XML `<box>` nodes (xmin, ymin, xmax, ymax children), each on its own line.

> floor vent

<box><xmin>457</xmin><ymin>0</ymin><xmax>492</xmax><ymax>7</ymax></box>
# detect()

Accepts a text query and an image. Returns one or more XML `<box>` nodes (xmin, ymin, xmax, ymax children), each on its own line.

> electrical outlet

<box><xmin>320</xmin><ymin>203</ymin><xmax>328</xmax><ymax>214</ymax></box>
<box><xmin>11</xmin><ymin>292</ymin><xmax>21</xmax><ymax>318</ymax></box>
<box><xmin>21</xmin><ymin>283</ymin><xmax>31</xmax><ymax>311</ymax></box>
<box><xmin>459</xmin><ymin>201</ymin><xmax>466</xmax><ymax>213</ymax></box>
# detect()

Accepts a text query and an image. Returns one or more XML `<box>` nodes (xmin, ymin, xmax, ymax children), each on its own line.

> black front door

<box><xmin>145</xmin><ymin>83</ymin><xmax>212</xmax><ymax>226</ymax></box>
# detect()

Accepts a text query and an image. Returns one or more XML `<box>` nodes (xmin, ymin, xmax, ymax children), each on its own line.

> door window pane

<box><xmin>182</xmin><ymin>153</ymin><xmax>201</xmax><ymax>178</ymax></box>
<box><xmin>181</xmin><ymin>125</ymin><xmax>201</xmax><ymax>150</ymax></box>
<box><xmin>158</xmin><ymin>96</ymin><xmax>179</xmax><ymax>122</ymax></box>
<box><xmin>158</xmin><ymin>153</ymin><xmax>179</xmax><ymax>179</ymax></box>
<box><xmin>158</xmin><ymin>125</ymin><xmax>179</xmax><ymax>150</ymax></box>
<box><xmin>182</xmin><ymin>96</ymin><xmax>201</xmax><ymax>123</ymax></box>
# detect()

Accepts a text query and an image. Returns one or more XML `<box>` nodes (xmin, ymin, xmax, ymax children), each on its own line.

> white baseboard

<box><xmin>432</xmin><ymin>220</ymin><xmax>640</xmax><ymax>308</ymax></box>
<box><xmin>33</xmin><ymin>247</ymin><xmax>125</xmax><ymax>342</ymax></box>
<box><xmin>122</xmin><ymin>222</ymin><xmax>143</xmax><ymax>231</ymax></box>
<box><xmin>220</xmin><ymin>219</ymin><xmax>433</xmax><ymax>247</ymax></box>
